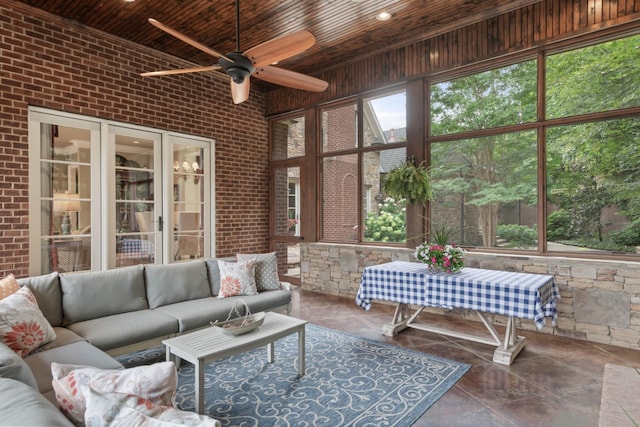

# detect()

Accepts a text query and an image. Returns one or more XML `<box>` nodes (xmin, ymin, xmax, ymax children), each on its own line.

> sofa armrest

<box><xmin>0</xmin><ymin>342</ymin><xmax>38</xmax><ymax>389</ymax></box>
<box><xmin>280</xmin><ymin>281</ymin><xmax>292</xmax><ymax>291</ymax></box>
<box><xmin>0</xmin><ymin>378</ymin><xmax>73</xmax><ymax>426</ymax></box>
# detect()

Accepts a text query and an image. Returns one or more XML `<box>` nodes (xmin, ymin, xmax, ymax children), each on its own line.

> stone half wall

<box><xmin>300</xmin><ymin>243</ymin><xmax>640</xmax><ymax>350</ymax></box>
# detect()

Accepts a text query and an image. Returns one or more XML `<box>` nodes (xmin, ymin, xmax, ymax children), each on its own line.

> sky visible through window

<box><xmin>369</xmin><ymin>92</ymin><xmax>406</xmax><ymax>131</ymax></box>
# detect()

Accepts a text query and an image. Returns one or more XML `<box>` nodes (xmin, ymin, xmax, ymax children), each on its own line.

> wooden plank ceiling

<box><xmin>15</xmin><ymin>0</ymin><xmax>540</xmax><ymax>89</ymax></box>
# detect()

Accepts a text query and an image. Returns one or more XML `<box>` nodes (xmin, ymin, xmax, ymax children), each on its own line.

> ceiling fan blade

<box><xmin>230</xmin><ymin>78</ymin><xmax>250</xmax><ymax>104</ymax></box>
<box><xmin>254</xmin><ymin>66</ymin><xmax>328</xmax><ymax>92</ymax></box>
<box><xmin>148</xmin><ymin>18</ymin><xmax>232</xmax><ymax>62</ymax></box>
<box><xmin>244</xmin><ymin>30</ymin><xmax>316</xmax><ymax>67</ymax></box>
<box><xmin>141</xmin><ymin>65</ymin><xmax>221</xmax><ymax>77</ymax></box>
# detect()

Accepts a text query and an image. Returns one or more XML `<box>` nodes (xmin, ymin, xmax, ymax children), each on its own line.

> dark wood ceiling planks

<box><xmin>264</xmin><ymin>0</ymin><xmax>640</xmax><ymax>115</ymax></box>
<box><xmin>12</xmin><ymin>0</ymin><xmax>542</xmax><ymax>77</ymax></box>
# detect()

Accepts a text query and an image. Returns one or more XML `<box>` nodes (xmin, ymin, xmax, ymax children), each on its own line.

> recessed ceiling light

<box><xmin>376</xmin><ymin>11</ymin><xmax>392</xmax><ymax>21</ymax></box>
<box><xmin>123</xmin><ymin>0</ymin><xmax>135</xmax><ymax>3</ymax></box>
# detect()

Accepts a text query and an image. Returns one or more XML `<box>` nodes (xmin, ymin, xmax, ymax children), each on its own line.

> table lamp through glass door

<box><xmin>53</xmin><ymin>192</ymin><xmax>80</xmax><ymax>235</ymax></box>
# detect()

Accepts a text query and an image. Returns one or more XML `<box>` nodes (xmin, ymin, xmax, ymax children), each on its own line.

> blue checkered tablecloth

<box><xmin>118</xmin><ymin>238</ymin><xmax>154</xmax><ymax>260</ymax></box>
<box><xmin>356</xmin><ymin>261</ymin><xmax>560</xmax><ymax>329</ymax></box>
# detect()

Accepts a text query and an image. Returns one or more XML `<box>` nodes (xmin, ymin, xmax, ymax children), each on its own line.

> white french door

<box><xmin>166</xmin><ymin>134</ymin><xmax>214</xmax><ymax>263</ymax></box>
<box><xmin>107</xmin><ymin>126</ymin><xmax>163</xmax><ymax>268</ymax></box>
<box><xmin>28</xmin><ymin>107</ymin><xmax>215</xmax><ymax>275</ymax></box>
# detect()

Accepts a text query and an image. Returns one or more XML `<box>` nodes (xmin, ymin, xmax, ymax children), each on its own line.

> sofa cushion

<box><xmin>35</xmin><ymin>326</ymin><xmax>85</xmax><ymax>352</ymax></box>
<box><xmin>0</xmin><ymin>378</ymin><xmax>74</xmax><ymax>427</ymax></box>
<box><xmin>17</xmin><ymin>271</ymin><xmax>63</xmax><ymax>327</ymax></box>
<box><xmin>205</xmin><ymin>258</ymin><xmax>221</xmax><ymax>296</ymax></box>
<box><xmin>52</xmin><ymin>361</ymin><xmax>177</xmax><ymax>425</ymax></box>
<box><xmin>0</xmin><ymin>273</ymin><xmax>20</xmax><ymax>299</ymax></box>
<box><xmin>237</xmin><ymin>252</ymin><xmax>281</xmax><ymax>291</ymax></box>
<box><xmin>0</xmin><ymin>341</ymin><xmax>38</xmax><ymax>389</ymax></box>
<box><xmin>0</xmin><ymin>287</ymin><xmax>57</xmax><ymax>357</ymax></box>
<box><xmin>65</xmin><ymin>310</ymin><xmax>178</xmax><ymax>351</ymax></box>
<box><xmin>144</xmin><ymin>260</ymin><xmax>211</xmax><ymax>309</ymax></box>
<box><xmin>84</xmin><ymin>388</ymin><xmax>222</xmax><ymax>427</ymax></box>
<box><xmin>24</xmin><ymin>340</ymin><xmax>123</xmax><ymax>396</ymax></box>
<box><xmin>60</xmin><ymin>265</ymin><xmax>147</xmax><ymax>325</ymax></box>
<box><xmin>153</xmin><ymin>297</ymin><xmax>248</xmax><ymax>332</ymax></box>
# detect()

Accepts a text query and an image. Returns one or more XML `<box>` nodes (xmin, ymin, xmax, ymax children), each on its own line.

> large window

<box><xmin>543</xmin><ymin>34</ymin><xmax>640</xmax><ymax>255</ymax></box>
<box><xmin>431</xmin><ymin>131</ymin><xmax>538</xmax><ymax>249</ymax></box>
<box><xmin>286</xmin><ymin>32</ymin><xmax>640</xmax><ymax>259</ymax></box>
<box><xmin>546</xmin><ymin>35</ymin><xmax>640</xmax><ymax>119</ymax></box>
<box><xmin>428</xmin><ymin>32</ymin><xmax>640</xmax><ymax>256</ymax></box>
<box><xmin>430</xmin><ymin>61</ymin><xmax>538</xmax><ymax>250</ymax></box>
<box><xmin>321</xmin><ymin>92</ymin><xmax>407</xmax><ymax>243</ymax></box>
<box><xmin>431</xmin><ymin>62</ymin><xmax>537</xmax><ymax>135</ymax></box>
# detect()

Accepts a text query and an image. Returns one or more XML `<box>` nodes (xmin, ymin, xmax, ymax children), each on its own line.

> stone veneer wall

<box><xmin>300</xmin><ymin>242</ymin><xmax>640</xmax><ymax>350</ymax></box>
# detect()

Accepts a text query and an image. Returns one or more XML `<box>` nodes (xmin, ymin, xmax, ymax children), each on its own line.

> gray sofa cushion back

<box><xmin>205</xmin><ymin>258</ymin><xmax>221</xmax><ymax>296</ymax></box>
<box><xmin>17</xmin><ymin>272</ymin><xmax>62</xmax><ymax>327</ymax></box>
<box><xmin>144</xmin><ymin>260</ymin><xmax>210</xmax><ymax>309</ymax></box>
<box><xmin>60</xmin><ymin>265</ymin><xmax>147</xmax><ymax>325</ymax></box>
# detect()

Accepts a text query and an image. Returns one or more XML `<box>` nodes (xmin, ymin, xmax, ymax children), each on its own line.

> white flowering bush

<box><xmin>363</xmin><ymin>197</ymin><xmax>406</xmax><ymax>242</ymax></box>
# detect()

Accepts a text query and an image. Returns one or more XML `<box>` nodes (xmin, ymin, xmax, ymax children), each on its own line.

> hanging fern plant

<box><xmin>383</xmin><ymin>158</ymin><xmax>433</xmax><ymax>205</ymax></box>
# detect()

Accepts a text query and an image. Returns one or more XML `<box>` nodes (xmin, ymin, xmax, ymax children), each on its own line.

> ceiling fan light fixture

<box><xmin>219</xmin><ymin>53</ymin><xmax>255</xmax><ymax>84</ymax></box>
<box><xmin>227</xmin><ymin>67</ymin><xmax>250</xmax><ymax>84</ymax></box>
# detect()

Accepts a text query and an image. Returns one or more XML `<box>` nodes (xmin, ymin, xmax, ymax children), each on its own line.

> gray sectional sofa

<box><xmin>0</xmin><ymin>258</ymin><xmax>292</xmax><ymax>426</ymax></box>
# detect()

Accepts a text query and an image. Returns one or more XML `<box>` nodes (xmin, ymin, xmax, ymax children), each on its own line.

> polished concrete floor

<box><xmin>288</xmin><ymin>286</ymin><xmax>640</xmax><ymax>427</ymax></box>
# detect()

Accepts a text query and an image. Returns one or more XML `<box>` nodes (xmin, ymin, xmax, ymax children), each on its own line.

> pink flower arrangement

<box><xmin>414</xmin><ymin>243</ymin><xmax>465</xmax><ymax>273</ymax></box>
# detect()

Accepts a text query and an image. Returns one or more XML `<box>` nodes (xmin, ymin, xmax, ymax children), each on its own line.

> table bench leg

<box><xmin>267</xmin><ymin>342</ymin><xmax>275</xmax><ymax>363</ymax></box>
<box><xmin>195</xmin><ymin>359</ymin><xmax>205</xmax><ymax>414</ymax></box>
<box><xmin>382</xmin><ymin>303</ymin><xmax>410</xmax><ymax>336</ymax></box>
<box><xmin>493</xmin><ymin>317</ymin><xmax>527</xmax><ymax>365</ymax></box>
<box><xmin>298</xmin><ymin>325</ymin><xmax>306</xmax><ymax>375</ymax></box>
<box><xmin>165</xmin><ymin>347</ymin><xmax>182</xmax><ymax>368</ymax></box>
<box><xmin>388</xmin><ymin>305</ymin><xmax>528</xmax><ymax>365</ymax></box>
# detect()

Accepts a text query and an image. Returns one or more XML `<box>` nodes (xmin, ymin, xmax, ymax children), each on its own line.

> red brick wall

<box><xmin>0</xmin><ymin>0</ymin><xmax>269</xmax><ymax>278</ymax></box>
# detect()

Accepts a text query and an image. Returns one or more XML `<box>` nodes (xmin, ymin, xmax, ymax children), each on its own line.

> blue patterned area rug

<box><xmin>117</xmin><ymin>325</ymin><xmax>470</xmax><ymax>427</ymax></box>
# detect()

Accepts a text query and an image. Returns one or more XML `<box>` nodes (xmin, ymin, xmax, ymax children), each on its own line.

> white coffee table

<box><xmin>163</xmin><ymin>311</ymin><xmax>307</xmax><ymax>414</ymax></box>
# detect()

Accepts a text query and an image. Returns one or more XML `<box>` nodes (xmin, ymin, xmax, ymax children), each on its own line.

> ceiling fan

<box><xmin>141</xmin><ymin>0</ymin><xmax>328</xmax><ymax>104</ymax></box>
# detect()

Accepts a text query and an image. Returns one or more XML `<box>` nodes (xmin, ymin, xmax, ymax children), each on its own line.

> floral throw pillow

<box><xmin>217</xmin><ymin>259</ymin><xmax>257</xmax><ymax>298</ymax></box>
<box><xmin>0</xmin><ymin>274</ymin><xmax>20</xmax><ymax>300</ymax></box>
<box><xmin>51</xmin><ymin>361</ymin><xmax>177</xmax><ymax>425</ymax></box>
<box><xmin>84</xmin><ymin>388</ymin><xmax>222</xmax><ymax>427</ymax></box>
<box><xmin>0</xmin><ymin>286</ymin><xmax>57</xmax><ymax>357</ymax></box>
<box><xmin>236</xmin><ymin>252</ymin><xmax>281</xmax><ymax>291</ymax></box>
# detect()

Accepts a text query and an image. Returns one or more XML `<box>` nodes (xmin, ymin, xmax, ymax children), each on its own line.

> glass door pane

<box><xmin>170</xmin><ymin>139</ymin><xmax>208</xmax><ymax>261</ymax></box>
<box><xmin>112</xmin><ymin>129</ymin><xmax>160</xmax><ymax>268</ymax></box>
<box><xmin>37</xmin><ymin>124</ymin><xmax>94</xmax><ymax>273</ymax></box>
<box><xmin>273</xmin><ymin>166</ymin><xmax>301</xmax><ymax>283</ymax></box>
